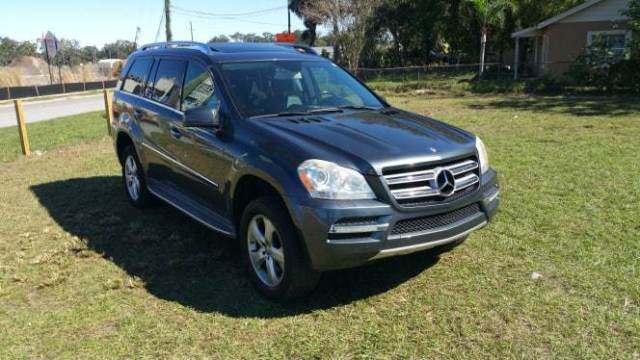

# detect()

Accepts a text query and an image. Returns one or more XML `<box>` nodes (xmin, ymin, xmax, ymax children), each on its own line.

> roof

<box><xmin>512</xmin><ymin>0</ymin><xmax>626</xmax><ymax>38</ymax></box>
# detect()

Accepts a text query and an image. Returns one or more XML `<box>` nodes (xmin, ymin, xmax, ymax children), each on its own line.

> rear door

<box><xmin>141</xmin><ymin>57</ymin><xmax>187</xmax><ymax>183</ymax></box>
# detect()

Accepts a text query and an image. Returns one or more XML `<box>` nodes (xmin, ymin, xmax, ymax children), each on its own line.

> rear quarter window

<box><xmin>122</xmin><ymin>58</ymin><xmax>153</xmax><ymax>96</ymax></box>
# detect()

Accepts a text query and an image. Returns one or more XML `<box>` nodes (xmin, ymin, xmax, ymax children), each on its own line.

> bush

<box><xmin>568</xmin><ymin>40</ymin><xmax>638</xmax><ymax>92</ymax></box>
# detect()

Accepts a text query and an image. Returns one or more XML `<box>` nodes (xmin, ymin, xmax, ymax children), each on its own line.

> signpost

<box><xmin>42</xmin><ymin>32</ymin><xmax>57</xmax><ymax>85</ymax></box>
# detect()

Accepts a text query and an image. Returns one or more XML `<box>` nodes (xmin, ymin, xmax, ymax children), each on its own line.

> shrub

<box><xmin>568</xmin><ymin>39</ymin><xmax>638</xmax><ymax>92</ymax></box>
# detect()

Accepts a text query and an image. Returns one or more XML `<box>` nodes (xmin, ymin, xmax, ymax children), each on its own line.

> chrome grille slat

<box><xmin>455</xmin><ymin>173</ymin><xmax>480</xmax><ymax>191</ymax></box>
<box><xmin>383</xmin><ymin>157</ymin><xmax>480</xmax><ymax>205</ymax></box>
<box><xmin>391</xmin><ymin>186</ymin><xmax>439</xmax><ymax>199</ymax></box>
<box><xmin>447</xmin><ymin>160</ymin><xmax>478</xmax><ymax>175</ymax></box>
<box><xmin>385</xmin><ymin>171</ymin><xmax>436</xmax><ymax>185</ymax></box>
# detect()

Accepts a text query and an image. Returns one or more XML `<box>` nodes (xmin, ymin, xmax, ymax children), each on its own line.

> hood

<box><xmin>250</xmin><ymin>109</ymin><xmax>477</xmax><ymax>175</ymax></box>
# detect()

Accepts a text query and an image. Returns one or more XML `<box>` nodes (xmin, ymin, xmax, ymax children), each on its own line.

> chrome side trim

<box><xmin>328</xmin><ymin>223</ymin><xmax>389</xmax><ymax>234</ymax></box>
<box><xmin>142</xmin><ymin>142</ymin><xmax>218</xmax><ymax>188</ymax></box>
<box><xmin>124</xmin><ymin>92</ymin><xmax>185</xmax><ymax>116</ymax></box>
<box><xmin>147</xmin><ymin>187</ymin><xmax>234</xmax><ymax>237</ymax></box>
<box><xmin>371</xmin><ymin>221</ymin><xmax>487</xmax><ymax>260</ymax></box>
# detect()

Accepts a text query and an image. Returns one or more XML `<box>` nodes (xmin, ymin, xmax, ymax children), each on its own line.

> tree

<box><xmin>289</xmin><ymin>0</ymin><xmax>326</xmax><ymax>46</ymax></box>
<box><xmin>101</xmin><ymin>40</ymin><xmax>136</xmax><ymax>59</ymax></box>
<box><xmin>624</xmin><ymin>0</ymin><xmax>640</xmax><ymax>57</ymax></box>
<box><xmin>0</xmin><ymin>37</ymin><xmax>36</xmax><ymax>66</ymax></box>
<box><xmin>209</xmin><ymin>35</ymin><xmax>230</xmax><ymax>43</ymax></box>
<box><xmin>466</xmin><ymin>0</ymin><xmax>513</xmax><ymax>78</ymax></box>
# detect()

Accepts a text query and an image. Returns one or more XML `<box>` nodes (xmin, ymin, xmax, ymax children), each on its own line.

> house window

<box><xmin>587</xmin><ymin>30</ymin><xmax>632</xmax><ymax>55</ymax></box>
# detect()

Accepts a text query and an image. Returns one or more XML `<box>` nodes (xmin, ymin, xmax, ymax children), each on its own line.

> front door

<box><xmin>170</xmin><ymin>61</ymin><xmax>230</xmax><ymax>216</ymax></box>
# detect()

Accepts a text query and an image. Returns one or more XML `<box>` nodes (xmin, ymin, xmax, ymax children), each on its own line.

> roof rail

<box><xmin>276</xmin><ymin>43</ymin><xmax>318</xmax><ymax>55</ymax></box>
<box><xmin>139</xmin><ymin>41</ymin><xmax>215</xmax><ymax>55</ymax></box>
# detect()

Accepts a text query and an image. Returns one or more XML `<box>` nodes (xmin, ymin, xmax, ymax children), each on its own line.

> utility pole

<box><xmin>134</xmin><ymin>27</ymin><xmax>141</xmax><ymax>49</ymax></box>
<box><xmin>287</xmin><ymin>5</ymin><xmax>291</xmax><ymax>34</ymax></box>
<box><xmin>190</xmin><ymin>21</ymin><xmax>194</xmax><ymax>41</ymax></box>
<box><xmin>164</xmin><ymin>0</ymin><xmax>172</xmax><ymax>41</ymax></box>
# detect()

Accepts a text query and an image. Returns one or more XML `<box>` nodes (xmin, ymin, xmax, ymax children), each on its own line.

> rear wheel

<box><xmin>240</xmin><ymin>196</ymin><xmax>320</xmax><ymax>300</ymax></box>
<box><xmin>121</xmin><ymin>146</ymin><xmax>154</xmax><ymax>208</ymax></box>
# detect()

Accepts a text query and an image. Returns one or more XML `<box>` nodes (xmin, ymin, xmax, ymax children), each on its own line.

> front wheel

<box><xmin>240</xmin><ymin>196</ymin><xmax>320</xmax><ymax>300</ymax></box>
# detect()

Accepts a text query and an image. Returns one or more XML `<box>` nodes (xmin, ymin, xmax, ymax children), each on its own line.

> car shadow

<box><xmin>31</xmin><ymin>176</ymin><xmax>440</xmax><ymax>318</ymax></box>
<box><xmin>466</xmin><ymin>95</ymin><xmax>640</xmax><ymax>117</ymax></box>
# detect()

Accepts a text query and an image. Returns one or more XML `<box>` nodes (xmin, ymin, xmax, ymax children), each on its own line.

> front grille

<box><xmin>390</xmin><ymin>203</ymin><xmax>481</xmax><ymax>236</ymax></box>
<box><xmin>383</xmin><ymin>157</ymin><xmax>480</xmax><ymax>206</ymax></box>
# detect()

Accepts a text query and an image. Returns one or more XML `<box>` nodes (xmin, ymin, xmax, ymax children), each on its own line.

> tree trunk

<box><xmin>479</xmin><ymin>30</ymin><xmax>487</xmax><ymax>78</ymax></box>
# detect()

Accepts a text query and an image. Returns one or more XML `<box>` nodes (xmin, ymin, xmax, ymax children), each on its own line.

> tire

<box><xmin>240</xmin><ymin>196</ymin><xmax>320</xmax><ymax>300</ymax></box>
<box><xmin>121</xmin><ymin>146</ymin><xmax>154</xmax><ymax>208</ymax></box>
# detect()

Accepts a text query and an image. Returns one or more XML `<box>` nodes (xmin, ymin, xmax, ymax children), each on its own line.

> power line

<box><xmin>171</xmin><ymin>5</ymin><xmax>286</xmax><ymax>18</ymax></box>
<box><xmin>154</xmin><ymin>6</ymin><xmax>165</xmax><ymax>42</ymax></box>
<box><xmin>171</xmin><ymin>9</ymin><xmax>285</xmax><ymax>27</ymax></box>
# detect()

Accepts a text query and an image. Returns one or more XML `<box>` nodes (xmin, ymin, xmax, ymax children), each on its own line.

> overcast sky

<box><xmin>0</xmin><ymin>0</ymin><xmax>306</xmax><ymax>47</ymax></box>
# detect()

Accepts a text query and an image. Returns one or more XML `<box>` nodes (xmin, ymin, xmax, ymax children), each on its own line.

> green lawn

<box><xmin>0</xmin><ymin>112</ymin><xmax>107</xmax><ymax>163</ymax></box>
<box><xmin>0</xmin><ymin>94</ymin><xmax>638</xmax><ymax>358</ymax></box>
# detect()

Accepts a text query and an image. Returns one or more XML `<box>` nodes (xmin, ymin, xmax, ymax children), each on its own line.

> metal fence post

<box><xmin>14</xmin><ymin>99</ymin><xmax>30</xmax><ymax>156</ymax></box>
<box><xmin>103</xmin><ymin>89</ymin><xmax>113</xmax><ymax>135</ymax></box>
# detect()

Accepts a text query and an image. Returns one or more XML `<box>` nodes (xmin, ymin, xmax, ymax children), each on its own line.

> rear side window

<box><xmin>122</xmin><ymin>58</ymin><xmax>153</xmax><ymax>96</ymax></box>
<box><xmin>182</xmin><ymin>62</ymin><xmax>216</xmax><ymax>112</ymax></box>
<box><xmin>150</xmin><ymin>59</ymin><xmax>186</xmax><ymax>110</ymax></box>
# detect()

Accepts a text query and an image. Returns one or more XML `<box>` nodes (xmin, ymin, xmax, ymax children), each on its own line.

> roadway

<box><xmin>0</xmin><ymin>94</ymin><xmax>105</xmax><ymax>128</ymax></box>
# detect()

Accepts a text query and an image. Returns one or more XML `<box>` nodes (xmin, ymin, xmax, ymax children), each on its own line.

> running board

<box><xmin>147</xmin><ymin>178</ymin><xmax>236</xmax><ymax>238</ymax></box>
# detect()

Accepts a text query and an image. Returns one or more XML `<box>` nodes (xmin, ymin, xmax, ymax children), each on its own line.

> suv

<box><xmin>111</xmin><ymin>42</ymin><xmax>500</xmax><ymax>300</ymax></box>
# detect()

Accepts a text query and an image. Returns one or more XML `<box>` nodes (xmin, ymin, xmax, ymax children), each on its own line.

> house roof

<box><xmin>512</xmin><ymin>0</ymin><xmax>618</xmax><ymax>38</ymax></box>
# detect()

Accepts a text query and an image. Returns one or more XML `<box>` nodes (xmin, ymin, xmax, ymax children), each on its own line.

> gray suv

<box><xmin>110</xmin><ymin>42</ymin><xmax>500</xmax><ymax>300</ymax></box>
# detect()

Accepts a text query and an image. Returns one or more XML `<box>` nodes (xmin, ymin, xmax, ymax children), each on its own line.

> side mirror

<box><xmin>183</xmin><ymin>104</ymin><xmax>221</xmax><ymax>129</ymax></box>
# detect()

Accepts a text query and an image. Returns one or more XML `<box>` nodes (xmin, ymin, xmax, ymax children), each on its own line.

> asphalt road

<box><xmin>0</xmin><ymin>94</ymin><xmax>104</xmax><ymax>128</ymax></box>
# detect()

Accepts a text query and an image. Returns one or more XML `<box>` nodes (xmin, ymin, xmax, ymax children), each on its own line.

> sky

<box><xmin>0</xmin><ymin>0</ymin><xmax>305</xmax><ymax>47</ymax></box>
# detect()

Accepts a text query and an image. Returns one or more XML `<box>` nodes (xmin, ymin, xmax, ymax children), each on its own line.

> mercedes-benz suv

<box><xmin>110</xmin><ymin>42</ymin><xmax>500</xmax><ymax>300</ymax></box>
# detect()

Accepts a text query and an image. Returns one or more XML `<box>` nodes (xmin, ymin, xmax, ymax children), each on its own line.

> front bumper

<box><xmin>290</xmin><ymin>169</ymin><xmax>500</xmax><ymax>271</ymax></box>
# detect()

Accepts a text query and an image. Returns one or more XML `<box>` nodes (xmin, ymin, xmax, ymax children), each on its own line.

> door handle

<box><xmin>170</xmin><ymin>127</ymin><xmax>182</xmax><ymax>139</ymax></box>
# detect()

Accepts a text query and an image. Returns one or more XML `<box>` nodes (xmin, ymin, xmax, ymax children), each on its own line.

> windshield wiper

<box><xmin>250</xmin><ymin>107</ymin><xmax>343</xmax><ymax>119</ymax></box>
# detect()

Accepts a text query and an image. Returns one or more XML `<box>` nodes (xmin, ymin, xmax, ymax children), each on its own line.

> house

<box><xmin>512</xmin><ymin>0</ymin><xmax>632</xmax><ymax>79</ymax></box>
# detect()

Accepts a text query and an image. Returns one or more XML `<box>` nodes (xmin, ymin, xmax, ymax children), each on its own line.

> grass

<box><xmin>0</xmin><ymin>111</ymin><xmax>107</xmax><ymax>163</ymax></box>
<box><xmin>0</xmin><ymin>92</ymin><xmax>639</xmax><ymax>358</ymax></box>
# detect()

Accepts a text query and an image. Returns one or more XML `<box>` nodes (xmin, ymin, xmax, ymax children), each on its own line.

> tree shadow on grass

<box><xmin>31</xmin><ymin>176</ymin><xmax>440</xmax><ymax>318</ymax></box>
<box><xmin>466</xmin><ymin>95</ymin><xmax>640</xmax><ymax>117</ymax></box>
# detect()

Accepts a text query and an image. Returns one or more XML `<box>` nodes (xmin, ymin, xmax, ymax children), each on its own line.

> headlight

<box><xmin>298</xmin><ymin>160</ymin><xmax>376</xmax><ymax>200</ymax></box>
<box><xmin>475</xmin><ymin>137</ymin><xmax>490</xmax><ymax>174</ymax></box>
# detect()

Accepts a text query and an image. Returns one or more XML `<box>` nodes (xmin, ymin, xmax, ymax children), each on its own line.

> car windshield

<box><xmin>220</xmin><ymin>60</ymin><xmax>384</xmax><ymax>118</ymax></box>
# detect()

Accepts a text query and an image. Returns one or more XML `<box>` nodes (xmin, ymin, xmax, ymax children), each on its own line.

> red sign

<box><xmin>275</xmin><ymin>32</ymin><xmax>297</xmax><ymax>43</ymax></box>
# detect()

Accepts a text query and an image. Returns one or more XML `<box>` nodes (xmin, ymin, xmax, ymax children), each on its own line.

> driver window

<box><xmin>309</xmin><ymin>66</ymin><xmax>364</xmax><ymax>106</ymax></box>
<box><xmin>182</xmin><ymin>62</ymin><xmax>217</xmax><ymax>112</ymax></box>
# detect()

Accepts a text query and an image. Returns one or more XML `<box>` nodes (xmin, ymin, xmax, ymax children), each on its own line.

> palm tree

<box><xmin>467</xmin><ymin>0</ymin><xmax>512</xmax><ymax>78</ymax></box>
<box><xmin>288</xmin><ymin>0</ymin><xmax>325</xmax><ymax>46</ymax></box>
